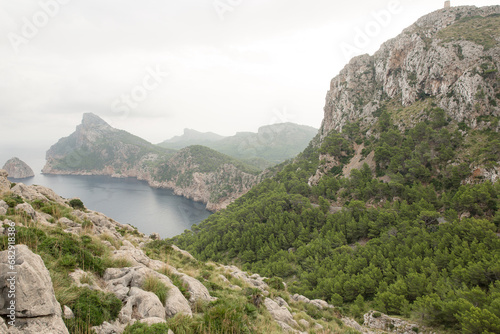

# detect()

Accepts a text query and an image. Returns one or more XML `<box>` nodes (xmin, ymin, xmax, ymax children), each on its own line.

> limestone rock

<box><xmin>0</xmin><ymin>200</ymin><xmax>8</xmax><ymax>215</ymax></box>
<box><xmin>92</xmin><ymin>320</ymin><xmax>126</xmax><ymax>334</ymax></box>
<box><xmin>0</xmin><ymin>245</ymin><xmax>68</xmax><ymax>333</ymax></box>
<box><xmin>264</xmin><ymin>298</ymin><xmax>299</xmax><ymax>329</ymax></box>
<box><xmin>103</xmin><ymin>266</ymin><xmax>192</xmax><ymax>318</ymax></box>
<box><xmin>223</xmin><ymin>265</ymin><xmax>269</xmax><ymax>292</ymax></box>
<box><xmin>364</xmin><ymin>310</ymin><xmax>421</xmax><ymax>333</ymax></box>
<box><xmin>177</xmin><ymin>273</ymin><xmax>217</xmax><ymax>304</ymax></box>
<box><xmin>2</xmin><ymin>158</ymin><xmax>34</xmax><ymax>179</ymax></box>
<box><xmin>0</xmin><ymin>170</ymin><xmax>11</xmax><ymax>196</ymax></box>
<box><xmin>15</xmin><ymin>203</ymin><xmax>37</xmax><ymax>221</ymax></box>
<box><xmin>320</xmin><ymin>5</ymin><xmax>500</xmax><ymax>138</ymax></box>
<box><xmin>0</xmin><ymin>245</ymin><xmax>62</xmax><ymax>317</ymax></box>
<box><xmin>171</xmin><ymin>245</ymin><xmax>195</xmax><ymax>260</ymax></box>
<box><xmin>63</xmin><ymin>305</ymin><xmax>74</xmax><ymax>319</ymax></box>
<box><xmin>138</xmin><ymin>317</ymin><xmax>168</xmax><ymax>325</ymax></box>
<box><xmin>5</xmin><ymin>314</ymin><xmax>69</xmax><ymax>334</ymax></box>
<box><xmin>298</xmin><ymin>319</ymin><xmax>310</xmax><ymax>328</ymax></box>
<box><xmin>119</xmin><ymin>287</ymin><xmax>166</xmax><ymax>324</ymax></box>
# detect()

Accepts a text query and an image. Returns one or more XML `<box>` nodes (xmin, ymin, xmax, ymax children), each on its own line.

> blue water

<box><xmin>8</xmin><ymin>174</ymin><xmax>211</xmax><ymax>238</ymax></box>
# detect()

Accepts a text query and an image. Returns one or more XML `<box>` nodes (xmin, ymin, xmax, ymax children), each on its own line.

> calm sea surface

<box><xmin>8</xmin><ymin>174</ymin><xmax>211</xmax><ymax>238</ymax></box>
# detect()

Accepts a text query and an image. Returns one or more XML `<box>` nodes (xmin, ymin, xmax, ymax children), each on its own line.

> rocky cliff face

<box><xmin>320</xmin><ymin>5</ymin><xmax>500</xmax><ymax>137</ymax></box>
<box><xmin>2</xmin><ymin>158</ymin><xmax>34</xmax><ymax>179</ymax></box>
<box><xmin>42</xmin><ymin>113</ymin><xmax>261</xmax><ymax>211</ymax></box>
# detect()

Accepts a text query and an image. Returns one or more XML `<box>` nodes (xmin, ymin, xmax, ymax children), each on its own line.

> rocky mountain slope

<box><xmin>159</xmin><ymin>123</ymin><xmax>318</xmax><ymax>169</ymax></box>
<box><xmin>42</xmin><ymin>113</ymin><xmax>262</xmax><ymax>211</ymax></box>
<box><xmin>0</xmin><ymin>170</ymin><xmax>404</xmax><ymax>334</ymax></box>
<box><xmin>320</xmin><ymin>6</ymin><xmax>500</xmax><ymax>138</ymax></box>
<box><xmin>2</xmin><ymin>157</ymin><xmax>34</xmax><ymax>179</ymax></box>
<box><xmin>171</xmin><ymin>6</ymin><xmax>500</xmax><ymax>334</ymax></box>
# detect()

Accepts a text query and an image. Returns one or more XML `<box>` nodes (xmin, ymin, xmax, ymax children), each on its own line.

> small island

<box><xmin>2</xmin><ymin>157</ymin><xmax>35</xmax><ymax>179</ymax></box>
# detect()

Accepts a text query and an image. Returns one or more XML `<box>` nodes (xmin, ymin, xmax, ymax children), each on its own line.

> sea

<box><xmin>7</xmin><ymin>172</ymin><xmax>211</xmax><ymax>239</ymax></box>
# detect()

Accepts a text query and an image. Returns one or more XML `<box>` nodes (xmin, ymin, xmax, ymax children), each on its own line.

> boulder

<box><xmin>177</xmin><ymin>273</ymin><xmax>216</xmax><ymax>304</ymax></box>
<box><xmin>0</xmin><ymin>245</ymin><xmax>61</xmax><ymax>317</ymax></box>
<box><xmin>364</xmin><ymin>310</ymin><xmax>421</xmax><ymax>333</ymax></box>
<box><xmin>15</xmin><ymin>203</ymin><xmax>37</xmax><ymax>221</ymax></box>
<box><xmin>92</xmin><ymin>320</ymin><xmax>126</xmax><ymax>334</ymax></box>
<box><xmin>104</xmin><ymin>266</ymin><xmax>192</xmax><ymax>318</ymax></box>
<box><xmin>63</xmin><ymin>305</ymin><xmax>74</xmax><ymax>319</ymax></box>
<box><xmin>119</xmin><ymin>287</ymin><xmax>166</xmax><ymax>324</ymax></box>
<box><xmin>171</xmin><ymin>245</ymin><xmax>196</xmax><ymax>260</ymax></box>
<box><xmin>0</xmin><ymin>200</ymin><xmax>8</xmax><ymax>215</ymax></box>
<box><xmin>138</xmin><ymin>317</ymin><xmax>167</xmax><ymax>325</ymax></box>
<box><xmin>264</xmin><ymin>298</ymin><xmax>299</xmax><ymax>329</ymax></box>
<box><xmin>0</xmin><ymin>245</ymin><xmax>68</xmax><ymax>333</ymax></box>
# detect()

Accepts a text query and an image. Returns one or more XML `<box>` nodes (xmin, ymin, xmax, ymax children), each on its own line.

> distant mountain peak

<box><xmin>81</xmin><ymin>113</ymin><xmax>112</xmax><ymax>129</ymax></box>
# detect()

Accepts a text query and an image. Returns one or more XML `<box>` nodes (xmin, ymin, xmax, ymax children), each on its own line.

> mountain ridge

<box><xmin>42</xmin><ymin>113</ymin><xmax>262</xmax><ymax>211</ymax></box>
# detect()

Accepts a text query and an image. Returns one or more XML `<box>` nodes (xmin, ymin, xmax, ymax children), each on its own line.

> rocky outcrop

<box><xmin>364</xmin><ymin>310</ymin><xmax>422</xmax><ymax>333</ymax></box>
<box><xmin>118</xmin><ymin>287</ymin><xmax>166</xmax><ymax>323</ymax></box>
<box><xmin>320</xmin><ymin>5</ymin><xmax>500</xmax><ymax>138</ymax></box>
<box><xmin>264</xmin><ymin>298</ymin><xmax>304</xmax><ymax>334</ymax></box>
<box><xmin>0</xmin><ymin>245</ymin><xmax>68</xmax><ymax>333</ymax></box>
<box><xmin>103</xmin><ymin>266</ymin><xmax>193</xmax><ymax>319</ymax></box>
<box><xmin>2</xmin><ymin>158</ymin><xmax>34</xmax><ymax>179</ymax></box>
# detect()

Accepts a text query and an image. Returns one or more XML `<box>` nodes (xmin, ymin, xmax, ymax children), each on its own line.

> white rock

<box><xmin>119</xmin><ymin>287</ymin><xmax>166</xmax><ymax>324</ymax></box>
<box><xmin>63</xmin><ymin>305</ymin><xmax>74</xmax><ymax>319</ymax></box>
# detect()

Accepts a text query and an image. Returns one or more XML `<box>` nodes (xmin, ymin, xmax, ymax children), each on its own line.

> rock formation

<box><xmin>0</xmin><ymin>170</ymin><xmax>11</xmax><ymax>196</ymax></box>
<box><xmin>320</xmin><ymin>5</ymin><xmax>500</xmax><ymax>137</ymax></box>
<box><xmin>0</xmin><ymin>245</ymin><xmax>69</xmax><ymax>334</ymax></box>
<box><xmin>2</xmin><ymin>158</ymin><xmax>34</xmax><ymax>179</ymax></box>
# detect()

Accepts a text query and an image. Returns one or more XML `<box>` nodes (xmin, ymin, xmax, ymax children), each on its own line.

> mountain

<box><xmin>43</xmin><ymin>113</ymin><xmax>261</xmax><ymax>211</ymax></box>
<box><xmin>172</xmin><ymin>6</ymin><xmax>500</xmax><ymax>333</ymax></box>
<box><xmin>160</xmin><ymin>128</ymin><xmax>226</xmax><ymax>149</ymax></box>
<box><xmin>0</xmin><ymin>170</ymin><xmax>386</xmax><ymax>333</ymax></box>
<box><xmin>159</xmin><ymin>123</ymin><xmax>318</xmax><ymax>169</ymax></box>
<box><xmin>2</xmin><ymin>157</ymin><xmax>34</xmax><ymax>178</ymax></box>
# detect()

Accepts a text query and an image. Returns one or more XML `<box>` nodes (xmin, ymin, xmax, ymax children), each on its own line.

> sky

<box><xmin>0</xmin><ymin>0</ymin><xmax>498</xmax><ymax>170</ymax></box>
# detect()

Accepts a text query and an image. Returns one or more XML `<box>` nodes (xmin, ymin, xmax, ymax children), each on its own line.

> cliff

<box><xmin>42</xmin><ymin>113</ymin><xmax>261</xmax><ymax>211</ymax></box>
<box><xmin>2</xmin><ymin>157</ymin><xmax>34</xmax><ymax>179</ymax></box>
<box><xmin>320</xmin><ymin>6</ymin><xmax>500</xmax><ymax>137</ymax></box>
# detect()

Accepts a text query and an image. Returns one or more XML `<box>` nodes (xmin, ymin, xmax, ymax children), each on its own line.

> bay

<box><xmin>8</xmin><ymin>174</ymin><xmax>211</xmax><ymax>238</ymax></box>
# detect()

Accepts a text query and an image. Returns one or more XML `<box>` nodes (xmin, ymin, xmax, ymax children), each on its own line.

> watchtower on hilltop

<box><xmin>444</xmin><ymin>1</ymin><xmax>451</xmax><ymax>8</ymax></box>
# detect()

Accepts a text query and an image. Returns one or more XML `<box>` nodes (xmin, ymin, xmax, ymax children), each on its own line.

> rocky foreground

<box><xmin>0</xmin><ymin>170</ymin><xmax>429</xmax><ymax>333</ymax></box>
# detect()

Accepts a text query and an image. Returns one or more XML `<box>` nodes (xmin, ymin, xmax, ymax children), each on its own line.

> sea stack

<box><xmin>2</xmin><ymin>157</ymin><xmax>35</xmax><ymax>178</ymax></box>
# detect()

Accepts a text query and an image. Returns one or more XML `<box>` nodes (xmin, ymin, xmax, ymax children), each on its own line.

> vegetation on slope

<box><xmin>172</xmin><ymin>106</ymin><xmax>500</xmax><ymax>333</ymax></box>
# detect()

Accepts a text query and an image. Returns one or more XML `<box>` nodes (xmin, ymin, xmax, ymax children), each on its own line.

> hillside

<box><xmin>172</xmin><ymin>6</ymin><xmax>500</xmax><ymax>333</ymax></box>
<box><xmin>42</xmin><ymin>113</ymin><xmax>262</xmax><ymax>211</ymax></box>
<box><xmin>159</xmin><ymin>123</ymin><xmax>318</xmax><ymax>169</ymax></box>
<box><xmin>0</xmin><ymin>169</ymin><xmax>395</xmax><ymax>334</ymax></box>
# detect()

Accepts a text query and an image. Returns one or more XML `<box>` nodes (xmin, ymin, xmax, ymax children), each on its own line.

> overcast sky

<box><xmin>0</xmin><ymin>0</ymin><xmax>498</xmax><ymax>169</ymax></box>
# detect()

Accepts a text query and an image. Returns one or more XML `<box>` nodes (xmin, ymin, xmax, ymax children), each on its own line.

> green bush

<box><xmin>123</xmin><ymin>322</ymin><xmax>170</xmax><ymax>334</ymax></box>
<box><xmin>3</xmin><ymin>193</ymin><xmax>24</xmax><ymax>207</ymax></box>
<box><xmin>69</xmin><ymin>198</ymin><xmax>85</xmax><ymax>210</ymax></box>
<box><xmin>70</xmin><ymin>288</ymin><xmax>122</xmax><ymax>326</ymax></box>
<box><xmin>264</xmin><ymin>277</ymin><xmax>285</xmax><ymax>291</ymax></box>
<box><xmin>142</xmin><ymin>275</ymin><xmax>169</xmax><ymax>304</ymax></box>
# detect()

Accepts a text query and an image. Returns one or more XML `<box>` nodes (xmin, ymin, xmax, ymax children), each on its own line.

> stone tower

<box><xmin>444</xmin><ymin>1</ymin><xmax>451</xmax><ymax>8</ymax></box>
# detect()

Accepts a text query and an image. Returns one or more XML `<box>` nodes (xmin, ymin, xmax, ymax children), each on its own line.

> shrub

<box><xmin>264</xmin><ymin>277</ymin><xmax>285</xmax><ymax>291</ymax></box>
<box><xmin>123</xmin><ymin>322</ymin><xmax>170</xmax><ymax>334</ymax></box>
<box><xmin>69</xmin><ymin>198</ymin><xmax>85</xmax><ymax>210</ymax></box>
<box><xmin>373</xmin><ymin>312</ymin><xmax>382</xmax><ymax>318</ymax></box>
<box><xmin>3</xmin><ymin>193</ymin><xmax>24</xmax><ymax>207</ymax></box>
<box><xmin>142</xmin><ymin>275</ymin><xmax>169</xmax><ymax>304</ymax></box>
<box><xmin>70</xmin><ymin>288</ymin><xmax>122</xmax><ymax>326</ymax></box>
